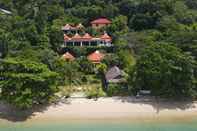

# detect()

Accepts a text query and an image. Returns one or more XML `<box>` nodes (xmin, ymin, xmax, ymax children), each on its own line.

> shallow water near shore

<box><xmin>0</xmin><ymin>119</ymin><xmax>197</xmax><ymax>131</ymax></box>
<box><xmin>0</xmin><ymin>98</ymin><xmax>197</xmax><ymax>131</ymax></box>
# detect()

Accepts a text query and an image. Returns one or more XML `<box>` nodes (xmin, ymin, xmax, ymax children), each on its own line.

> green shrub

<box><xmin>107</xmin><ymin>83</ymin><xmax>128</xmax><ymax>96</ymax></box>
<box><xmin>60</xmin><ymin>88</ymin><xmax>71</xmax><ymax>98</ymax></box>
<box><xmin>86</xmin><ymin>75</ymin><xmax>100</xmax><ymax>84</ymax></box>
<box><xmin>66</xmin><ymin>46</ymin><xmax>114</xmax><ymax>57</ymax></box>
<box><xmin>81</xmin><ymin>76</ymin><xmax>88</xmax><ymax>83</ymax></box>
<box><xmin>77</xmin><ymin>57</ymin><xmax>95</xmax><ymax>74</ymax></box>
<box><xmin>85</xmin><ymin>86</ymin><xmax>106</xmax><ymax>99</ymax></box>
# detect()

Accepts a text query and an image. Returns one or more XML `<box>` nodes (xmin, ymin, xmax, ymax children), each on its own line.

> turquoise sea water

<box><xmin>0</xmin><ymin>120</ymin><xmax>197</xmax><ymax>131</ymax></box>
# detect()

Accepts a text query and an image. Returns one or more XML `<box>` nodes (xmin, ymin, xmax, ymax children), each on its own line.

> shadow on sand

<box><xmin>0</xmin><ymin>101</ymin><xmax>48</xmax><ymax>122</ymax></box>
<box><xmin>0</xmin><ymin>97</ymin><xmax>195</xmax><ymax>122</ymax></box>
<box><xmin>0</xmin><ymin>99</ymin><xmax>72</xmax><ymax>122</ymax></box>
<box><xmin>112</xmin><ymin>96</ymin><xmax>196</xmax><ymax>114</ymax></box>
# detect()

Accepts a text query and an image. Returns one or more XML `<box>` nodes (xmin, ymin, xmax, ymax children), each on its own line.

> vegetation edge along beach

<box><xmin>0</xmin><ymin>0</ymin><xmax>197</xmax><ymax>127</ymax></box>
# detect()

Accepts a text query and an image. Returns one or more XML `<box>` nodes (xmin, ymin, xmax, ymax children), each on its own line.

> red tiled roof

<box><xmin>91</xmin><ymin>18</ymin><xmax>112</xmax><ymax>24</ymax></box>
<box><xmin>72</xmin><ymin>33</ymin><xmax>82</xmax><ymax>40</ymax></box>
<box><xmin>100</xmin><ymin>32</ymin><xmax>112</xmax><ymax>42</ymax></box>
<box><xmin>87</xmin><ymin>51</ymin><xmax>104</xmax><ymax>64</ymax></box>
<box><xmin>64</xmin><ymin>34</ymin><xmax>70</xmax><ymax>41</ymax></box>
<box><xmin>62</xmin><ymin>52</ymin><xmax>75</xmax><ymax>61</ymax></box>
<box><xmin>82</xmin><ymin>33</ymin><xmax>92</xmax><ymax>40</ymax></box>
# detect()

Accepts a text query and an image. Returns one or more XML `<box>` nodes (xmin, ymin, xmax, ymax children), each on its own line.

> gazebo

<box><xmin>62</xmin><ymin>52</ymin><xmax>75</xmax><ymax>61</ymax></box>
<box><xmin>87</xmin><ymin>50</ymin><xmax>104</xmax><ymax>64</ymax></box>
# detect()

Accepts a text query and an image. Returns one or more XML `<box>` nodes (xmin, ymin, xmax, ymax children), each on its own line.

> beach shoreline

<box><xmin>0</xmin><ymin>97</ymin><xmax>197</xmax><ymax>124</ymax></box>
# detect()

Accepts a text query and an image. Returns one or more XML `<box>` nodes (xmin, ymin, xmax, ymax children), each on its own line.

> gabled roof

<box><xmin>72</xmin><ymin>33</ymin><xmax>82</xmax><ymax>40</ymax></box>
<box><xmin>87</xmin><ymin>50</ymin><xmax>104</xmax><ymax>64</ymax></box>
<box><xmin>100</xmin><ymin>32</ymin><xmax>112</xmax><ymax>42</ymax></box>
<box><xmin>105</xmin><ymin>66</ymin><xmax>123</xmax><ymax>82</ymax></box>
<box><xmin>82</xmin><ymin>33</ymin><xmax>92</xmax><ymax>40</ymax></box>
<box><xmin>62</xmin><ymin>23</ymin><xmax>85</xmax><ymax>31</ymax></box>
<box><xmin>76</xmin><ymin>23</ymin><xmax>84</xmax><ymax>29</ymax></box>
<box><xmin>62</xmin><ymin>24</ymin><xmax>72</xmax><ymax>30</ymax></box>
<box><xmin>64</xmin><ymin>34</ymin><xmax>70</xmax><ymax>41</ymax></box>
<box><xmin>62</xmin><ymin>52</ymin><xmax>75</xmax><ymax>61</ymax></box>
<box><xmin>91</xmin><ymin>18</ymin><xmax>112</xmax><ymax>24</ymax></box>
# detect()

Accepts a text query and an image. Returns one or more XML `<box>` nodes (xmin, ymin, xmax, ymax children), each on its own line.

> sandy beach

<box><xmin>0</xmin><ymin>97</ymin><xmax>197</xmax><ymax>123</ymax></box>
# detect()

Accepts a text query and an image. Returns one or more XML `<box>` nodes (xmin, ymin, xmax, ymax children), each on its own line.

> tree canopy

<box><xmin>134</xmin><ymin>43</ymin><xmax>196</xmax><ymax>98</ymax></box>
<box><xmin>0</xmin><ymin>58</ymin><xmax>58</xmax><ymax>109</ymax></box>
<box><xmin>0</xmin><ymin>0</ymin><xmax>197</xmax><ymax>107</ymax></box>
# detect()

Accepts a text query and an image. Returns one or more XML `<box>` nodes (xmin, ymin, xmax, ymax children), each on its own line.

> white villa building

<box><xmin>62</xmin><ymin>32</ymin><xmax>112</xmax><ymax>47</ymax></box>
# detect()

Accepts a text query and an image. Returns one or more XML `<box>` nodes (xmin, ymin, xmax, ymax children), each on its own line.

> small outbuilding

<box><xmin>104</xmin><ymin>66</ymin><xmax>127</xmax><ymax>90</ymax></box>
<box><xmin>87</xmin><ymin>50</ymin><xmax>104</xmax><ymax>64</ymax></box>
<box><xmin>62</xmin><ymin>52</ymin><xmax>75</xmax><ymax>61</ymax></box>
<box><xmin>105</xmin><ymin>66</ymin><xmax>124</xmax><ymax>83</ymax></box>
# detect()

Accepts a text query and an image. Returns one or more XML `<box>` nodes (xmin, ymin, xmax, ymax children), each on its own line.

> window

<box><xmin>74</xmin><ymin>42</ymin><xmax>81</xmax><ymax>46</ymax></box>
<box><xmin>67</xmin><ymin>42</ymin><xmax>73</xmax><ymax>46</ymax></box>
<box><xmin>82</xmin><ymin>41</ymin><xmax>89</xmax><ymax>46</ymax></box>
<box><xmin>90</xmin><ymin>41</ymin><xmax>97</xmax><ymax>46</ymax></box>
